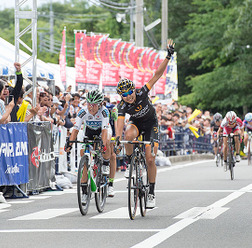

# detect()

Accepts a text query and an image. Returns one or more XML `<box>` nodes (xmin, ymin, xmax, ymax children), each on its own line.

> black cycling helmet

<box><xmin>213</xmin><ymin>112</ymin><xmax>222</xmax><ymax>122</ymax></box>
<box><xmin>116</xmin><ymin>78</ymin><xmax>135</xmax><ymax>95</ymax></box>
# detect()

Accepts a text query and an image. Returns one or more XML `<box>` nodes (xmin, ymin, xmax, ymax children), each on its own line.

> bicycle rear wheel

<box><xmin>95</xmin><ymin>162</ymin><xmax>108</xmax><ymax>213</ymax></box>
<box><xmin>128</xmin><ymin>155</ymin><xmax>139</xmax><ymax>220</ymax></box>
<box><xmin>139</xmin><ymin>155</ymin><xmax>149</xmax><ymax>217</ymax></box>
<box><xmin>77</xmin><ymin>156</ymin><xmax>91</xmax><ymax>215</ymax></box>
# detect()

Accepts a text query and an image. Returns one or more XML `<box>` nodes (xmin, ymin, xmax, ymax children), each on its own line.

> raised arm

<box><xmin>147</xmin><ymin>39</ymin><xmax>175</xmax><ymax>90</ymax></box>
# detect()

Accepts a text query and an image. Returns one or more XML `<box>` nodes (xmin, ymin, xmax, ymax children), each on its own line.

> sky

<box><xmin>0</xmin><ymin>0</ymin><xmax>67</xmax><ymax>10</ymax></box>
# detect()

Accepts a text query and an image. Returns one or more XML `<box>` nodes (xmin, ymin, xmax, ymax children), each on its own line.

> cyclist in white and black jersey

<box><xmin>116</xmin><ymin>39</ymin><xmax>175</xmax><ymax>209</ymax></box>
<box><xmin>243</xmin><ymin>113</ymin><xmax>252</xmax><ymax>153</ymax></box>
<box><xmin>65</xmin><ymin>89</ymin><xmax>112</xmax><ymax>204</ymax></box>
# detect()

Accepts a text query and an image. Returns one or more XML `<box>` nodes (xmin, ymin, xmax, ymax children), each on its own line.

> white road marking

<box><xmin>131</xmin><ymin>219</ymin><xmax>198</xmax><ymax>248</ymax></box>
<box><xmin>114</xmin><ymin>160</ymin><xmax>213</xmax><ymax>183</ymax></box>
<box><xmin>0</xmin><ymin>228</ymin><xmax>161</xmax><ymax>233</ymax></box>
<box><xmin>40</xmin><ymin>191</ymin><xmax>65</xmax><ymax>196</ymax></box>
<box><xmin>114</xmin><ymin>189</ymin><xmax>238</xmax><ymax>194</ymax></box>
<box><xmin>174</xmin><ymin>207</ymin><xmax>229</xmax><ymax>219</ymax></box>
<box><xmin>0</xmin><ymin>203</ymin><xmax>11</xmax><ymax>209</ymax></box>
<box><xmin>9</xmin><ymin>208</ymin><xmax>78</xmax><ymax>220</ymax></box>
<box><xmin>131</xmin><ymin>183</ymin><xmax>252</xmax><ymax>248</ymax></box>
<box><xmin>28</xmin><ymin>196</ymin><xmax>51</xmax><ymax>200</ymax></box>
<box><xmin>0</xmin><ymin>210</ymin><xmax>9</xmax><ymax>213</ymax></box>
<box><xmin>91</xmin><ymin>207</ymin><xmax>156</xmax><ymax>219</ymax></box>
<box><xmin>7</xmin><ymin>200</ymin><xmax>34</xmax><ymax>204</ymax></box>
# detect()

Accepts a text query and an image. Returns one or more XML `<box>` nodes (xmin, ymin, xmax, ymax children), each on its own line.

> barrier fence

<box><xmin>0</xmin><ymin>122</ymin><xmax>55</xmax><ymax>197</ymax></box>
<box><xmin>159</xmin><ymin>127</ymin><xmax>213</xmax><ymax>156</ymax></box>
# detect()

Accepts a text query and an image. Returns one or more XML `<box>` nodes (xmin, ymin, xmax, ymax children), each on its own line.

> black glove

<box><xmin>64</xmin><ymin>138</ymin><xmax>72</xmax><ymax>152</ymax></box>
<box><xmin>166</xmin><ymin>45</ymin><xmax>174</xmax><ymax>59</ymax></box>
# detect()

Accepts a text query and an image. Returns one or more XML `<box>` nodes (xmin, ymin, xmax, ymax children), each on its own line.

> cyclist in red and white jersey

<box><xmin>217</xmin><ymin>111</ymin><xmax>244</xmax><ymax>167</ymax></box>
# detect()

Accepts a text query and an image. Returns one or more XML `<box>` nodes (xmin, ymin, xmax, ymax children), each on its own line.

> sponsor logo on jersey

<box><xmin>135</xmin><ymin>105</ymin><xmax>142</xmax><ymax>112</ymax></box>
<box><xmin>78</xmin><ymin>109</ymin><xmax>86</xmax><ymax>118</ymax></box>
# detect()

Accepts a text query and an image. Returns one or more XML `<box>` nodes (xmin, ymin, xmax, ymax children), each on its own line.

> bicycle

<box><xmin>70</xmin><ymin>137</ymin><xmax>108</xmax><ymax>215</ymax></box>
<box><xmin>114</xmin><ymin>135</ymin><xmax>155</xmax><ymax>220</ymax></box>
<box><xmin>216</xmin><ymin>136</ymin><xmax>223</xmax><ymax>167</ymax></box>
<box><xmin>223</xmin><ymin>133</ymin><xmax>239</xmax><ymax>180</ymax></box>
<box><xmin>247</xmin><ymin>131</ymin><xmax>252</xmax><ymax>165</ymax></box>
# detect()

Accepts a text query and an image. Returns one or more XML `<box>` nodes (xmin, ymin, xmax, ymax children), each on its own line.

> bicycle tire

<box><xmin>228</xmin><ymin>143</ymin><xmax>234</xmax><ymax>180</ymax></box>
<box><xmin>139</xmin><ymin>154</ymin><xmax>149</xmax><ymax>217</ymax></box>
<box><xmin>128</xmin><ymin>154</ymin><xmax>139</xmax><ymax>220</ymax></box>
<box><xmin>248</xmin><ymin>141</ymin><xmax>251</xmax><ymax>165</ymax></box>
<box><xmin>216</xmin><ymin>154</ymin><xmax>220</xmax><ymax>167</ymax></box>
<box><xmin>77</xmin><ymin>155</ymin><xmax>91</xmax><ymax>215</ymax></box>
<box><xmin>95</xmin><ymin>159</ymin><xmax>107</xmax><ymax>213</ymax></box>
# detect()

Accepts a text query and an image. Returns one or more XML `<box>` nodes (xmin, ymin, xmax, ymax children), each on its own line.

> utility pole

<box><xmin>130</xmin><ymin>0</ymin><xmax>134</xmax><ymax>42</ymax></box>
<box><xmin>161</xmin><ymin>0</ymin><xmax>168</xmax><ymax>49</ymax></box>
<box><xmin>135</xmin><ymin>0</ymin><xmax>144</xmax><ymax>46</ymax></box>
<box><xmin>50</xmin><ymin>0</ymin><xmax>54</xmax><ymax>53</ymax></box>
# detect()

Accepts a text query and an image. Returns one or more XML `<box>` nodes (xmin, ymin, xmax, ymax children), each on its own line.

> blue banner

<box><xmin>0</xmin><ymin>123</ymin><xmax>29</xmax><ymax>186</ymax></box>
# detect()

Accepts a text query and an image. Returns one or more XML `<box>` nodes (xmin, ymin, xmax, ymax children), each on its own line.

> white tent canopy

<box><xmin>0</xmin><ymin>37</ymin><xmax>54</xmax><ymax>80</ymax></box>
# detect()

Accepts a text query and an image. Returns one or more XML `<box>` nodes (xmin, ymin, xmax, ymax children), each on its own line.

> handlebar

<box><xmin>114</xmin><ymin>136</ymin><xmax>155</xmax><ymax>157</ymax></box>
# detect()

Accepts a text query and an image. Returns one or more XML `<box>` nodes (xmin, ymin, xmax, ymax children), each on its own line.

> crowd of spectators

<box><xmin>0</xmin><ymin>63</ymin><xmax>216</xmax><ymax>166</ymax></box>
<box><xmin>154</xmin><ymin>100</ymin><xmax>214</xmax><ymax>155</ymax></box>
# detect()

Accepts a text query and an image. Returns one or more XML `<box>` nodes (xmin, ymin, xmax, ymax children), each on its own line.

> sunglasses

<box><xmin>40</xmin><ymin>93</ymin><xmax>47</xmax><ymax>97</ymax></box>
<box><xmin>122</xmin><ymin>90</ymin><xmax>134</xmax><ymax>97</ymax></box>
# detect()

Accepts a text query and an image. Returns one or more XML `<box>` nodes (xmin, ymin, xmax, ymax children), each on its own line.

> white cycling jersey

<box><xmin>74</xmin><ymin>105</ymin><xmax>110</xmax><ymax>132</ymax></box>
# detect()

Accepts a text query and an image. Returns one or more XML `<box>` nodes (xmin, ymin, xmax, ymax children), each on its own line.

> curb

<box><xmin>168</xmin><ymin>154</ymin><xmax>214</xmax><ymax>164</ymax></box>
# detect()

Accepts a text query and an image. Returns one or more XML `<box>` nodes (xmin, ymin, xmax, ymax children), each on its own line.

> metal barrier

<box><xmin>159</xmin><ymin>127</ymin><xmax>213</xmax><ymax>156</ymax></box>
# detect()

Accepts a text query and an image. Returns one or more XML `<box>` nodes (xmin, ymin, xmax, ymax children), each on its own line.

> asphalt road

<box><xmin>1</xmin><ymin>158</ymin><xmax>252</xmax><ymax>248</ymax></box>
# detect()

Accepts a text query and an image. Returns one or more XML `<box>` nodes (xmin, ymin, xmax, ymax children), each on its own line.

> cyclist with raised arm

<box><xmin>211</xmin><ymin>113</ymin><xmax>223</xmax><ymax>161</ymax></box>
<box><xmin>217</xmin><ymin>111</ymin><xmax>244</xmax><ymax>169</ymax></box>
<box><xmin>65</xmin><ymin>89</ymin><xmax>111</xmax><ymax>204</ymax></box>
<box><xmin>243</xmin><ymin>113</ymin><xmax>252</xmax><ymax>153</ymax></box>
<box><xmin>116</xmin><ymin>39</ymin><xmax>175</xmax><ymax>208</ymax></box>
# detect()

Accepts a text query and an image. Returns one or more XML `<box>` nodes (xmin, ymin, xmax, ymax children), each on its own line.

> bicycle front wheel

<box><xmin>139</xmin><ymin>155</ymin><xmax>149</xmax><ymax>217</ymax></box>
<box><xmin>77</xmin><ymin>156</ymin><xmax>91</xmax><ymax>215</ymax></box>
<box><xmin>95</xmin><ymin>163</ymin><xmax>108</xmax><ymax>213</ymax></box>
<box><xmin>128</xmin><ymin>155</ymin><xmax>139</xmax><ymax>220</ymax></box>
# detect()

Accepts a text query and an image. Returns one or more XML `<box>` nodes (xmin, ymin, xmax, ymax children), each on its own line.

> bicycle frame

<box><xmin>114</xmin><ymin>136</ymin><xmax>154</xmax><ymax>220</ymax></box>
<box><xmin>70</xmin><ymin>137</ymin><xmax>108</xmax><ymax>215</ymax></box>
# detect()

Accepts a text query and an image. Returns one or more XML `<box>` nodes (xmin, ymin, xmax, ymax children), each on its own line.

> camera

<box><xmin>4</xmin><ymin>94</ymin><xmax>13</xmax><ymax>105</ymax></box>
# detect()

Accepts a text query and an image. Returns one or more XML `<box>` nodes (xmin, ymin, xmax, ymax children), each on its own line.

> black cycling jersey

<box><xmin>117</xmin><ymin>84</ymin><xmax>156</xmax><ymax>122</ymax></box>
<box><xmin>211</xmin><ymin>120</ymin><xmax>220</xmax><ymax>132</ymax></box>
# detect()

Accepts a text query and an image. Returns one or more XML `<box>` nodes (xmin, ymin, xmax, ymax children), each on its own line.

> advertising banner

<box><xmin>86</xmin><ymin>34</ymin><xmax>104</xmax><ymax>85</ymax></box>
<box><xmin>75</xmin><ymin>32</ymin><xmax>87</xmax><ymax>89</ymax></box>
<box><xmin>0</xmin><ymin>123</ymin><xmax>29</xmax><ymax>186</ymax></box>
<box><xmin>119</xmin><ymin>42</ymin><xmax>134</xmax><ymax>81</ymax></box>
<box><xmin>27</xmin><ymin>122</ymin><xmax>55</xmax><ymax>192</ymax></box>
<box><xmin>166</xmin><ymin>52</ymin><xmax>178</xmax><ymax>100</ymax></box>
<box><xmin>101</xmin><ymin>38</ymin><xmax>120</xmax><ymax>87</ymax></box>
<box><xmin>133</xmin><ymin>47</ymin><xmax>145</xmax><ymax>88</ymax></box>
<box><xmin>153</xmin><ymin>52</ymin><xmax>166</xmax><ymax>95</ymax></box>
<box><xmin>143</xmin><ymin>48</ymin><xmax>154</xmax><ymax>84</ymax></box>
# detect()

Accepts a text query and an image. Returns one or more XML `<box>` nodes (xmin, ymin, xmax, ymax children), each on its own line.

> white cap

<box><xmin>53</xmin><ymin>96</ymin><xmax>62</xmax><ymax>105</ymax></box>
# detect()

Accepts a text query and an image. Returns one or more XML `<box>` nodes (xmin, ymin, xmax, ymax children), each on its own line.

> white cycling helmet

<box><xmin>245</xmin><ymin>112</ymin><xmax>252</xmax><ymax>122</ymax></box>
<box><xmin>225</xmin><ymin>111</ymin><xmax>237</xmax><ymax>125</ymax></box>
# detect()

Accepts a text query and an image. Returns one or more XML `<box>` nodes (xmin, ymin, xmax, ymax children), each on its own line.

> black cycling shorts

<box><xmin>128</xmin><ymin>117</ymin><xmax>159</xmax><ymax>143</ymax></box>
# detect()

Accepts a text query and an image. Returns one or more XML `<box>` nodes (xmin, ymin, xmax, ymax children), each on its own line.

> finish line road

<box><xmin>1</xmin><ymin>159</ymin><xmax>252</xmax><ymax>248</ymax></box>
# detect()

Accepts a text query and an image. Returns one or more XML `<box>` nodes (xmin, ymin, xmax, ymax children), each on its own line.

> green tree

<box><xmin>179</xmin><ymin>0</ymin><xmax>252</xmax><ymax>115</ymax></box>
